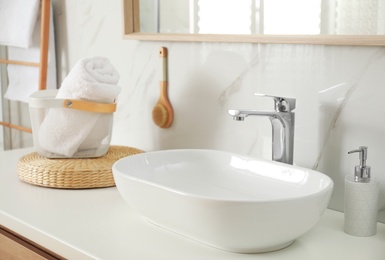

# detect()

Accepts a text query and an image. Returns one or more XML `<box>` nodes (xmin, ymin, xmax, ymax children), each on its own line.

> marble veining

<box><xmin>218</xmin><ymin>45</ymin><xmax>260</xmax><ymax>107</ymax></box>
<box><xmin>313</xmin><ymin>47</ymin><xmax>385</xmax><ymax>170</ymax></box>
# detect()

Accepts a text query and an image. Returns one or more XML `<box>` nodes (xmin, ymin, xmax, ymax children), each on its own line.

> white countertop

<box><xmin>1</xmin><ymin>148</ymin><xmax>384</xmax><ymax>260</ymax></box>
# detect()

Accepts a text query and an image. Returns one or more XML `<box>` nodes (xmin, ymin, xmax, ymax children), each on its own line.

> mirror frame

<box><xmin>123</xmin><ymin>0</ymin><xmax>385</xmax><ymax>46</ymax></box>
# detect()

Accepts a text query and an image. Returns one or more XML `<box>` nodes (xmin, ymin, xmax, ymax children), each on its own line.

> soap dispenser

<box><xmin>344</xmin><ymin>146</ymin><xmax>379</xmax><ymax>237</ymax></box>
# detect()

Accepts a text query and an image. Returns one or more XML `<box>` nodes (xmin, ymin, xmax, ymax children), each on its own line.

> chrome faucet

<box><xmin>228</xmin><ymin>95</ymin><xmax>296</xmax><ymax>165</ymax></box>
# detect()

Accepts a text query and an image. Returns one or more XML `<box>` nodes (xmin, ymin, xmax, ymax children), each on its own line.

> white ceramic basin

<box><xmin>112</xmin><ymin>149</ymin><xmax>333</xmax><ymax>253</ymax></box>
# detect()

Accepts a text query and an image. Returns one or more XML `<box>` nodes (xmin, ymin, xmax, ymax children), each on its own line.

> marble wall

<box><xmin>53</xmin><ymin>1</ymin><xmax>385</xmax><ymax>222</ymax></box>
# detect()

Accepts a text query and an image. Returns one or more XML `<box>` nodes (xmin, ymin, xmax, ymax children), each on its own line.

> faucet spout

<box><xmin>228</xmin><ymin>110</ymin><xmax>246</xmax><ymax>121</ymax></box>
<box><xmin>228</xmin><ymin>96</ymin><xmax>296</xmax><ymax>165</ymax></box>
<box><xmin>228</xmin><ymin>109</ymin><xmax>278</xmax><ymax>119</ymax></box>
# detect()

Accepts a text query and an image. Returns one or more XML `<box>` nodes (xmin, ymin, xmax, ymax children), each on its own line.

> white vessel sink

<box><xmin>112</xmin><ymin>149</ymin><xmax>333</xmax><ymax>253</ymax></box>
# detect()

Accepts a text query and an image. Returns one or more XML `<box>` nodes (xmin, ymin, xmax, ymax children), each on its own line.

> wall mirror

<box><xmin>123</xmin><ymin>0</ymin><xmax>385</xmax><ymax>45</ymax></box>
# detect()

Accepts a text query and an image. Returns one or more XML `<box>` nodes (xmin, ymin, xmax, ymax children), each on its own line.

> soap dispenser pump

<box><xmin>344</xmin><ymin>146</ymin><xmax>379</xmax><ymax>237</ymax></box>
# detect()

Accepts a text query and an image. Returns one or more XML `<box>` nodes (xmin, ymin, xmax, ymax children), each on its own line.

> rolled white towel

<box><xmin>56</xmin><ymin>57</ymin><xmax>120</xmax><ymax>100</ymax></box>
<box><xmin>38</xmin><ymin>57</ymin><xmax>121</xmax><ymax>157</ymax></box>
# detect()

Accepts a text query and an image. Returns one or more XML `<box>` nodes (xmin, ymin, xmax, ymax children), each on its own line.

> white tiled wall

<box><xmin>53</xmin><ymin>0</ymin><xmax>385</xmax><ymax>222</ymax></box>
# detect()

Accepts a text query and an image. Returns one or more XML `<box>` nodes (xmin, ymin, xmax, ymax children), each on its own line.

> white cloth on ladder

<box><xmin>0</xmin><ymin>0</ymin><xmax>40</xmax><ymax>48</ymax></box>
<box><xmin>4</xmin><ymin>2</ymin><xmax>57</xmax><ymax>102</ymax></box>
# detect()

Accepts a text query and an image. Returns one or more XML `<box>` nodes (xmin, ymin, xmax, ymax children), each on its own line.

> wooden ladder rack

<box><xmin>0</xmin><ymin>0</ymin><xmax>51</xmax><ymax>133</ymax></box>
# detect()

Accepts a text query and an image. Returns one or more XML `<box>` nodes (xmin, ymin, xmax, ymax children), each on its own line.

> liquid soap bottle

<box><xmin>344</xmin><ymin>146</ymin><xmax>379</xmax><ymax>237</ymax></box>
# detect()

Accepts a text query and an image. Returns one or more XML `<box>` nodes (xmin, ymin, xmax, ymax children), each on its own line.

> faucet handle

<box><xmin>255</xmin><ymin>94</ymin><xmax>296</xmax><ymax>112</ymax></box>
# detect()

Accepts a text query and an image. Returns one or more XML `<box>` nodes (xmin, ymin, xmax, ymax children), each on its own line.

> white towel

<box><xmin>4</xmin><ymin>2</ymin><xmax>57</xmax><ymax>102</ymax></box>
<box><xmin>38</xmin><ymin>57</ymin><xmax>121</xmax><ymax>157</ymax></box>
<box><xmin>0</xmin><ymin>0</ymin><xmax>40</xmax><ymax>48</ymax></box>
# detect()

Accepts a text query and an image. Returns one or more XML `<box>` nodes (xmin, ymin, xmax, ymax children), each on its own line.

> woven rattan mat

<box><xmin>17</xmin><ymin>145</ymin><xmax>144</xmax><ymax>189</ymax></box>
